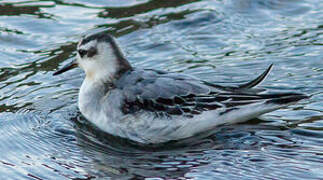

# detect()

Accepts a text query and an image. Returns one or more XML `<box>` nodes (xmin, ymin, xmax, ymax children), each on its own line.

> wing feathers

<box><xmin>202</xmin><ymin>64</ymin><xmax>273</xmax><ymax>92</ymax></box>
<box><xmin>238</xmin><ymin>64</ymin><xmax>273</xmax><ymax>89</ymax></box>
<box><xmin>119</xmin><ymin>67</ymin><xmax>306</xmax><ymax>118</ymax></box>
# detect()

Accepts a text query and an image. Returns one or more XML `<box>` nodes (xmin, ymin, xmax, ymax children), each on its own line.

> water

<box><xmin>0</xmin><ymin>0</ymin><xmax>322</xmax><ymax>179</ymax></box>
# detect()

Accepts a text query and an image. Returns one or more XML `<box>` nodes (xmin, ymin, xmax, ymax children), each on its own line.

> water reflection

<box><xmin>98</xmin><ymin>0</ymin><xmax>202</xmax><ymax>18</ymax></box>
<box><xmin>74</xmin><ymin>117</ymin><xmax>254</xmax><ymax>179</ymax></box>
<box><xmin>0</xmin><ymin>0</ymin><xmax>322</xmax><ymax>179</ymax></box>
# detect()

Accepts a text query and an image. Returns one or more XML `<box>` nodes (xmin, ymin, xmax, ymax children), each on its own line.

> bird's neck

<box><xmin>85</xmin><ymin>68</ymin><xmax>115</xmax><ymax>84</ymax></box>
<box><xmin>85</xmin><ymin>57</ymin><xmax>132</xmax><ymax>84</ymax></box>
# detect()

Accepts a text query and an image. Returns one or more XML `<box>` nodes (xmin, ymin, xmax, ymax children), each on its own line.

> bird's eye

<box><xmin>78</xmin><ymin>49</ymin><xmax>87</xmax><ymax>58</ymax></box>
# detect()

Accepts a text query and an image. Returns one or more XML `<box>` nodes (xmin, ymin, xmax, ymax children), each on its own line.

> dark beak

<box><xmin>53</xmin><ymin>60</ymin><xmax>78</xmax><ymax>76</ymax></box>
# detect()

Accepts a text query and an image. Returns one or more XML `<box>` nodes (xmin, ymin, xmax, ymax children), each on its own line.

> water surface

<box><xmin>0</xmin><ymin>0</ymin><xmax>322</xmax><ymax>179</ymax></box>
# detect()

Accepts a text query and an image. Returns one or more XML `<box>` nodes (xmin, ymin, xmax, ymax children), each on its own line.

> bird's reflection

<box><xmin>72</xmin><ymin>114</ymin><xmax>281</xmax><ymax>179</ymax></box>
<box><xmin>74</xmin><ymin>115</ymin><xmax>217</xmax><ymax>179</ymax></box>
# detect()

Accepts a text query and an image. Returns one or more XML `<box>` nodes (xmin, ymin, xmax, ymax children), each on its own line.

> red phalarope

<box><xmin>54</xmin><ymin>32</ymin><xmax>307</xmax><ymax>144</ymax></box>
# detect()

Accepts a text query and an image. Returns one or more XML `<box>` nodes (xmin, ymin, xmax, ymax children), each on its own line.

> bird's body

<box><xmin>54</xmin><ymin>31</ymin><xmax>307</xmax><ymax>144</ymax></box>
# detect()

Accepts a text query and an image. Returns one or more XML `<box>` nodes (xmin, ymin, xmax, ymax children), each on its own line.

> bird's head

<box><xmin>54</xmin><ymin>32</ymin><xmax>132</xmax><ymax>82</ymax></box>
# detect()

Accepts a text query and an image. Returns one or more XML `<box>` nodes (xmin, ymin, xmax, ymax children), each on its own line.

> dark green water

<box><xmin>0</xmin><ymin>0</ymin><xmax>322</xmax><ymax>179</ymax></box>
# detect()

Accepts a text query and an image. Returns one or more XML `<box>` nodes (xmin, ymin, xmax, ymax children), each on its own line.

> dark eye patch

<box><xmin>78</xmin><ymin>49</ymin><xmax>87</xmax><ymax>58</ymax></box>
<box><xmin>78</xmin><ymin>47</ymin><xmax>97</xmax><ymax>58</ymax></box>
<box><xmin>87</xmin><ymin>47</ymin><xmax>98</xmax><ymax>58</ymax></box>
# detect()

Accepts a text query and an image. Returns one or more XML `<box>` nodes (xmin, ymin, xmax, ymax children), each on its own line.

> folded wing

<box><xmin>116</xmin><ymin>65</ymin><xmax>307</xmax><ymax>118</ymax></box>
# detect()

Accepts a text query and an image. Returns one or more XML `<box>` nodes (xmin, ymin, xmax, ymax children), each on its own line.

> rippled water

<box><xmin>0</xmin><ymin>0</ymin><xmax>322</xmax><ymax>179</ymax></box>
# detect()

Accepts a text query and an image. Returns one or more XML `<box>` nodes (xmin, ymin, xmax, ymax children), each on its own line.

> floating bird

<box><xmin>54</xmin><ymin>32</ymin><xmax>307</xmax><ymax>144</ymax></box>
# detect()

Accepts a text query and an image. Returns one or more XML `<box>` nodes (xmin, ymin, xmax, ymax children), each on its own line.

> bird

<box><xmin>53</xmin><ymin>31</ymin><xmax>307</xmax><ymax>144</ymax></box>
